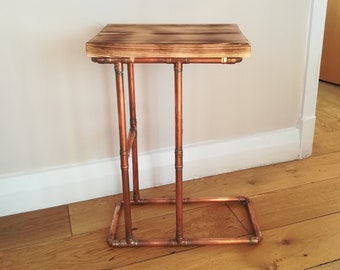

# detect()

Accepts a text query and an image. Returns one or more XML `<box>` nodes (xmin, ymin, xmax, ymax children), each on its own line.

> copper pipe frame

<box><xmin>105</xmin><ymin>58</ymin><xmax>263</xmax><ymax>247</ymax></box>
<box><xmin>107</xmin><ymin>196</ymin><xmax>263</xmax><ymax>247</ymax></box>
<box><xmin>93</xmin><ymin>57</ymin><xmax>243</xmax><ymax>65</ymax></box>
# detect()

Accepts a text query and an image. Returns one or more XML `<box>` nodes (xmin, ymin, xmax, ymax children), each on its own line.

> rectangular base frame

<box><xmin>107</xmin><ymin>196</ymin><xmax>263</xmax><ymax>247</ymax></box>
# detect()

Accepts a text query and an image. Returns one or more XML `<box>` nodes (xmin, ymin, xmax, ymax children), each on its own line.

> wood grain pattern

<box><xmin>0</xmin><ymin>206</ymin><xmax>71</xmax><ymax>251</ymax></box>
<box><xmin>86</xmin><ymin>24</ymin><xmax>250</xmax><ymax>59</ymax></box>
<box><xmin>116</xmin><ymin>213</ymin><xmax>340</xmax><ymax>270</ymax></box>
<box><xmin>1</xmin><ymin>179</ymin><xmax>339</xmax><ymax>270</ymax></box>
<box><xmin>309</xmin><ymin>260</ymin><xmax>340</xmax><ymax>270</ymax></box>
<box><xmin>313</xmin><ymin>82</ymin><xmax>340</xmax><ymax>156</ymax></box>
<box><xmin>230</xmin><ymin>177</ymin><xmax>340</xmax><ymax>233</ymax></box>
<box><xmin>68</xmin><ymin>150</ymin><xmax>340</xmax><ymax>238</ymax></box>
<box><xmin>320</xmin><ymin>0</ymin><xmax>340</xmax><ymax>84</ymax></box>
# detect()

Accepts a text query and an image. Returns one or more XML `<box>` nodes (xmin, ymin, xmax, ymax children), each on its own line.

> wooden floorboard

<box><xmin>231</xmin><ymin>176</ymin><xmax>340</xmax><ymax>232</ymax></box>
<box><xmin>307</xmin><ymin>259</ymin><xmax>340</xmax><ymax>270</ymax></box>
<box><xmin>313</xmin><ymin>130</ymin><xmax>340</xmax><ymax>156</ymax></box>
<box><xmin>0</xmin><ymin>205</ymin><xmax>71</xmax><ymax>251</ymax></box>
<box><xmin>69</xmin><ymin>151</ymin><xmax>340</xmax><ymax>236</ymax></box>
<box><xmin>314</xmin><ymin>81</ymin><xmax>340</xmax><ymax>156</ymax></box>
<box><xmin>115</xmin><ymin>213</ymin><xmax>340</xmax><ymax>270</ymax></box>
<box><xmin>1</xmin><ymin>170</ymin><xmax>339</xmax><ymax>269</ymax></box>
<box><xmin>0</xmin><ymin>81</ymin><xmax>339</xmax><ymax>269</ymax></box>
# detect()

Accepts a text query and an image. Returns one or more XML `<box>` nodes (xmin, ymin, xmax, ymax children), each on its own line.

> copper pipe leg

<box><xmin>174</xmin><ymin>61</ymin><xmax>184</xmax><ymax>243</ymax></box>
<box><xmin>127</xmin><ymin>62</ymin><xmax>140</xmax><ymax>203</ymax></box>
<box><xmin>114</xmin><ymin>62</ymin><xmax>133</xmax><ymax>242</ymax></box>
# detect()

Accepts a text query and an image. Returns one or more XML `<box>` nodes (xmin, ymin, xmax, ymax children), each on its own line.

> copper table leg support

<box><xmin>174</xmin><ymin>61</ymin><xmax>184</xmax><ymax>244</ymax></box>
<box><xmin>107</xmin><ymin>196</ymin><xmax>263</xmax><ymax>247</ymax></box>
<box><xmin>108</xmin><ymin>61</ymin><xmax>263</xmax><ymax>248</ymax></box>
<box><xmin>114</xmin><ymin>62</ymin><xmax>133</xmax><ymax>243</ymax></box>
<box><xmin>127</xmin><ymin>62</ymin><xmax>140</xmax><ymax>203</ymax></box>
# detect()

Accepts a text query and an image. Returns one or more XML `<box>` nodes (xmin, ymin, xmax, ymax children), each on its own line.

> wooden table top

<box><xmin>86</xmin><ymin>24</ymin><xmax>250</xmax><ymax>61</ymax></box>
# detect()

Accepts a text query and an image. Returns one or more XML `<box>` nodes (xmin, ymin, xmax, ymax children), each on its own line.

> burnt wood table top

<box><xmin>86</xmin><ymin>24</ymin><xmax>250</xmax><ymax>61</ymax></box>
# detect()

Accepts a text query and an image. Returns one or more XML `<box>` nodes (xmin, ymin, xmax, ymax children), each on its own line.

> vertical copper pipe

<box><xmin>114</xmin><ymin>62</ymin><xmax>133</xmax><ymax>242</ymax></box>
<box><xmin>174</xmin><ymin>62</ymin><xmax>184</xmax><ymax>243</ymax></box>
<box><xmin>127</xmin><ymin>63</ymin><xmax>140</xmax><ymax>203</ymax></box>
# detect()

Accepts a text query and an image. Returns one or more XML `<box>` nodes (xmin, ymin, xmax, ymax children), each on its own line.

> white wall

<box><xmin>0</xmin><ymin>0</ymin><xmax>327</xmax><ymax>216</ymax></box>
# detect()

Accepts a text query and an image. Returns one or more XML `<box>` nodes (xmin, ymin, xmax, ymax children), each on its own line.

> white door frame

<box><xmin>299</xmin><ymin>0</ymin><xmax>328</xmax><ymax>158</ymax></box>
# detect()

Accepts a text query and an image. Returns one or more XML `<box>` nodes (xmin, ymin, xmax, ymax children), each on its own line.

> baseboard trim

<box><xmin>299</xmin><ymin>116</ymin><xmax>316</xmax><ymax>158</ymax></box>
<box><xmin>0</xmin><ymin>127</ymin><xmax>300</xmax><ymax>217</ymax></box>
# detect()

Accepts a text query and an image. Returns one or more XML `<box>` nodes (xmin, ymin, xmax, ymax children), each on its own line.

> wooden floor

<box><xmin>1</xmin><ymin>81</ymin><xmax>340</xmax><ymax>270</ymax></box>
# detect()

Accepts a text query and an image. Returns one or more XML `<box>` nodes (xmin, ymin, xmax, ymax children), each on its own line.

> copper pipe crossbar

<box><xmin>93</xmin><ymin>57</ymin><xmax>243</xmax><ymax>65</ymax></box>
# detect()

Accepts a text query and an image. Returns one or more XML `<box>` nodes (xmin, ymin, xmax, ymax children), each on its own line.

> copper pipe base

<box><xmin>107</xmin><ymin>196</ymin><xmax>263</xmax><ymax>247</ymax></box>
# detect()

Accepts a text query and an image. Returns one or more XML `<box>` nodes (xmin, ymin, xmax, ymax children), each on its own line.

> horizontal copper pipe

<box><xmin>129</xmin><ymin>196</ymin><xmax>248</xmax><ymax>205</ymax></box>
<box><xmin>108</xmin><ymin>237</ymin><xmax>261</xmax><ymax>247</ymax></box>
<box><xmin>184</xmin><ymin>196</ymin><xmax>248</xmax><ymax>203</ymax></box>
<box><xmin>92</xmin><ymin>57</ymin><xmax>243</xmax><ymax>64</ymax></box>
<box><xmin>131</xmin><ymin>197</ymin><xmax>177</xmax><ymax>204</ymax></box>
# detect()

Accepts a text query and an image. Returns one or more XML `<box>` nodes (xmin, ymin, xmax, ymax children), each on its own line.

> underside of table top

<box><xmin>86</xmin><ymin>24</ymin><xmax>251</xmax><ymax>60</ymax></box>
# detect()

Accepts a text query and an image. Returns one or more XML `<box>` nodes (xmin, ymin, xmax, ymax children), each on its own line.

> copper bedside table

<box><xmin>86</xmin><ymin>24</ymin><xmax>263</xmax><ymax>247</ymax></box>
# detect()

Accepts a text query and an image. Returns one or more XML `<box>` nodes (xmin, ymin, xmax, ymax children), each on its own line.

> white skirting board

<box><xmin>0</xmin><ymin>127</ymin><xmax>305</xmax><ymax>217</ymax></box>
